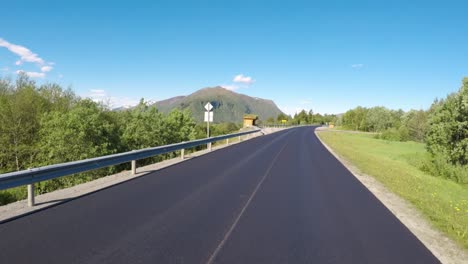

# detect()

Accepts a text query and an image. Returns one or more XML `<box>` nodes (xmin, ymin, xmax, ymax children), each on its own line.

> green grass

<box><xmin>317</xmin><ymin>131</ymin><xmax>468</xmax><ymax>249</ymax></box>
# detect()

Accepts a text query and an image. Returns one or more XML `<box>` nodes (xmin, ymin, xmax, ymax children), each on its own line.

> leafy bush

<box><xmin>0</xmin><ymin>76</ymin><xmax>199</xmax><ymax>205</ymax></box>
<box><xmin>426</xmin><ymin>78</ymin><xmax>468</xmax><ymax>166</ymax></box>
<box><xmin>210</xmin><ymin>122</ymin><xmax>240</xmax><ymax>136</ymax></box>
<box><xmin>420</xmin><ymin>153</ymin><xmax>468</xmax><ymax>184</ymax></box>
<box><xmin>376</xmin><ymin>126</ymin><xmax>410</xmax><ymax>142</ymax></box>
<box><xmin>340</xmin><ymin>106</ymin><xmax>404</xmax><ymax>132</ymax></box>
<box><xmin>402</xmin><ymin>110</ymin><xmax>428</xmax><ymax>142</ymax></box>
<box><xmin>39</xmin><ymin>99</ymin><xmax>121</xmax><ymax>164</ymax></box>
<box><xmin>291</xmin><ymin>110</ymin><xmax>336</xmax><ymax>125</ymax></box>
<box><xmin>0</xmin><ymin>191</ymin><xmax>17</xmax><ymax>206</ymax></box>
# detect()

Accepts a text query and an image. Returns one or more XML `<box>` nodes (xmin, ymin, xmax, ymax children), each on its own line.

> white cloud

<box><xmin>0</xmin><ymin>38</ymin><xmax>45</xmax><ymax>64</ymax></box>
<box><xmin>0</xmin><ymin>67</ymin><xmax>9</xmax><ymax>72</ymax></box>
<box><xmin>16</xmin><ymin>70</ymin><xmax>45</xmax><ymax>78</ymax></box>
<box><xmin>233</xmin><ymin>74</ymin><xmax>255</xmax><ymax>84</ymax></box>
<box><xmin>41</xmin><ymin>66</ymin><xmax>53</xmax><ymax>72</ymax></box>
<box><xmin>86</xmin><ymin>89</ymin><xmax>142</xmax><ymax>109</ymax></box>
<box><xmin>0</xmin><ymin>38</ymin><xmax>55</xmax><ymax>78</ymax></box>
<box><xmin>221</xmin><ymin>74</ymin><xmax>255</xmax><ymax>90</ymax></box>
<box><xmin>89</xmin><ymin>89</ymin><xmax>106</xmax><ymax>98</ymax></box>
<box><xmin>300</xmin><ymin>99</ymin><xmax>312</xmax><ymax>105</ymax></box>
<box><xmin>108</xmin><ymin>96</ymin><xmax>141</xmax><ymax>108</ymax></box>
<box><xmin>351</xmin><ymin>64</ymin><xmax>364</xmax><ymax>69</ymax></box>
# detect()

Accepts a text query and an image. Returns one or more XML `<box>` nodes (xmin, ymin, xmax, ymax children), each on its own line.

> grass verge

<box><xmin>317</xmin><ymin>131</ymin><xmax>468</xmax><ymax>249</ymax></box>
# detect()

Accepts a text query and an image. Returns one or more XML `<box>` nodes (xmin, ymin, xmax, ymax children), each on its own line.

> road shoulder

<box><xmin>315</xmin><ymin>128</ymin><xmax>468</xmax><ymax>264</ymax></box>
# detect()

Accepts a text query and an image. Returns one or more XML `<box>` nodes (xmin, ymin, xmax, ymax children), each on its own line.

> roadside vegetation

<box><xmin>262</xmin><ymin>111</ymin><xmax>336</xmax><ymax>126</ymax></box>
<box><xmin>318</xmin><ymin>77</ymin><xmax>468</xmax><ymax>248</ymax></box>
<box><xmin>0</xmin><ymin>75</ymin><xmax>247</xmax><ymax>205</ymax></box>
<box><xmin>335</xmin><ymin>78</ymin><xmax>468</xmax><ymax>185</ymax></box>
<box><xmin>0</xmin><ymin>75</ymin><xmax>238</xmax><ymax>205</ymax></box>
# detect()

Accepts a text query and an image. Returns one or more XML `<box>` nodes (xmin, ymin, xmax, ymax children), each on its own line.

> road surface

<box><xmin>0</xmin><ymin>127</ymin><xmax>439</xmax><ymax>263</ymax></box>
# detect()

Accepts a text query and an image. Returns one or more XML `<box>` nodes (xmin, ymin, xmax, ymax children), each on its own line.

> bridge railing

<box><xmin>0</xmin><ymin>129</ymin><xmax>261</xmax><ymax>207</ymax></box>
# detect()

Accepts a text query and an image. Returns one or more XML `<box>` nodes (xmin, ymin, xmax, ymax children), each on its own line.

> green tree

<box><xmin>426</xmin><ymin>78</ymin><xmax>468</xmax><ymax>165</ymax></box>
<box><xmin>321</xmin><ymin>114</ymin><xmax>336</xmax><ymax>125</ymax></box>
<box><xmin>342</xmin><ymin>106</ymin><xmax>368</xmax><ymax>130</ymax></box>
<box><xmin>37</xmin><ymin>99</ymin><xmax>121</xmax><ymax>191</ymax></box>
<box><xmin>266</xmin><ymin>117</ymin><xmax>275</xmax><ymax>125</ymax></box>
<box><xmin>121</xmin><ymin>100</ymin><xmax>166</xmax><ymax>151</ymax></box>
<box><xmin>276</xmin><ymin>113</ymin><xmax>289</xmax><ymax>122</ymax></box>
<box><xmin>0</xmin><ymin>75</ymin><xmax>50</xmax><ymax>172</ymax></box>
<box><xmin>38</xmin><ymin>83</ymin><xmax>77</xmax><ymax>112</ymax></box>
<box><xmin>294</xmin><ymin>110</ymin><xmax>310</xmax><ymax>125</ymax></box>
<box><xmin>39</xmin><ymin>99</ymin><xmax>121</xmax><ymax>164</ymax></box>
<box><xmin>402</xmin><ymin>110</ymin><xmax>428</xmax><ymax>142</ymax></box>
<box><xmin>164</xmin><ymin>109</ymin><xmax>196</xmax><ymax>143</ymax></box>
<box><xmin>364</xmin><ymin>107</ymin><xmax>395</xmax><ymax>132</ymax></box>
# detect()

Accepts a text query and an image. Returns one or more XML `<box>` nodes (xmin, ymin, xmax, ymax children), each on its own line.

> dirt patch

<box><xmin>315</xmin><ymin>129</ymin><xmax>468</xmax><ymax>264</ymax></box>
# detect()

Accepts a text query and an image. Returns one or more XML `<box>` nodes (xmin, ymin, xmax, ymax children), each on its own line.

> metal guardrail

<box><xmin>258</xmin><ymin>124</ymin><xmax>320</xmax><ymax>128</ymax></box>
<box><xmin>258</xmin><ymin>124</ymin><xmax>291</xmax><ymax>128</ymax></box>
<box><xmin>0</xmin><ymin>129</ymin><xmax>261</xmax><ymax>206</ymax></box>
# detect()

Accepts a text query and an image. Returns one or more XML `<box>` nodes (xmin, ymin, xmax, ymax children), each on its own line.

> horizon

<box><xmin>1</xmin><ymin>1</ymin><xmax>467</xmax><ymax>116</ymax></box>
<box><xmin>152</xmin><ymin>86</ymin><xmax>339</xmax><ymax>116</ymax></box>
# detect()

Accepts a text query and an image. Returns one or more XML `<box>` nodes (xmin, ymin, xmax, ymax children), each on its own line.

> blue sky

<box><xmin>1</xmin><ymin>0</ymin><xmax>467</xmax><ymax>115</ymax></box>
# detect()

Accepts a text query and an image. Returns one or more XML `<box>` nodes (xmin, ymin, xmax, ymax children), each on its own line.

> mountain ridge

<box><xmin>153</xmin><ymin>86</ymin><xmax>284</xmax><ymax>123</ymax></box>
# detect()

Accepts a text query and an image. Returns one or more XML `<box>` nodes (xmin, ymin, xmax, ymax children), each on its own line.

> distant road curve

<box><xmin>0</xmin><ymin>127</ymin><xmax>439</xmax><ymax>263</ymax></box>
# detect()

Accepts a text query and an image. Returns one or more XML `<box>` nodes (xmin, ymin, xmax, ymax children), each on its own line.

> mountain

<box><xmin>154</xmin><ymin>87</ymin><xmax>284</xmax><ymax>123</ymax></box>
<box><xmin>112</xmin><ymin>105</ymin><xmax>134</xmax><ymax>111</ymax></box>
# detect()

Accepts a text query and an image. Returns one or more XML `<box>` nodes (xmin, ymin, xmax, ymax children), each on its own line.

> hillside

<box><xmin>154</xmin><ymin>87</ymin><xmax>284</xmax><ymax>123</ymax></box>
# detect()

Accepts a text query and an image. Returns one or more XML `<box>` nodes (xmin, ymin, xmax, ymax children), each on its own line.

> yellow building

<box><xmin>243</xmin><ymin>114</ymin><xmax>258</xmax><ymax>127</ymax></box>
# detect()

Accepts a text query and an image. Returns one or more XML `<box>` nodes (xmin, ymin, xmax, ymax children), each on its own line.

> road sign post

<box><xmin>204</xmin><ymin>102</ymin><xmax>214</xmax><ymax>150</ymax></box>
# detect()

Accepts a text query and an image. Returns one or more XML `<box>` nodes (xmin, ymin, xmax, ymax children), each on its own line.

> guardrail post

<box><xmin>226</xmin><ymin>138</ymin><xmax>229</xmax><ymax>145</ymax></box>
<box><xmin>239</xmin><ymin>136</ymin><xmax>241</xmax><ymax>142</ymax></box>
<box><xmin>131</xmin><ymin>160</ymin><xmax>136</xmax><ymax>175</ymax></box>
<box><xmin>208</xmin><ymin>142</ymin><xmax>212</xmax><ymax>151</ymax></box>
<box><xmin>181</xmin><ymin>148</ymin><xmax>185</xmax><ymax>160</ymax></box>
<box><xmin>27</xmin><ymin>183</ymin><xmax>35</xmax><ymax>207</ymax></box>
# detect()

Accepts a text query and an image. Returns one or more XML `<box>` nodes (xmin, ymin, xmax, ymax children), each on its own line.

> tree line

<box><xmin>0</xmin><ymin>75</ymin><xmax>198</xmax><ymax>203</ymax></box>
<box><xmin>337</xmin><ymin>78</ymin><xmax>468</xmax><ymax>184</ymax></box>
<box><xmin>1</xmin><ymin>75</ymin><xmax>465</xmax><ymax>202</ymax></box>
<box><xmin>263</xmin><ymin>111</ymin><xmax>336</xmax><ymax>126</ymax></box>
<box><xmin>338</xmin><ymin>106</ymin><xmax>427</xmax><ymax>142</ymax></box>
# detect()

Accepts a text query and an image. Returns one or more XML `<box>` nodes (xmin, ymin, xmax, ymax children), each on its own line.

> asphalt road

<box><xmin>0</xmin><ymin>127</ymin><xmax>440</xmax><ymax>264</ymax></box>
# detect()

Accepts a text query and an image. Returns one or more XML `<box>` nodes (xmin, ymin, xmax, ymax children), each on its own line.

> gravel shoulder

<box><xmin>315</xmin><ymin>127</ymin><xmax>468</xmax><ymax>264</ymax></box>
